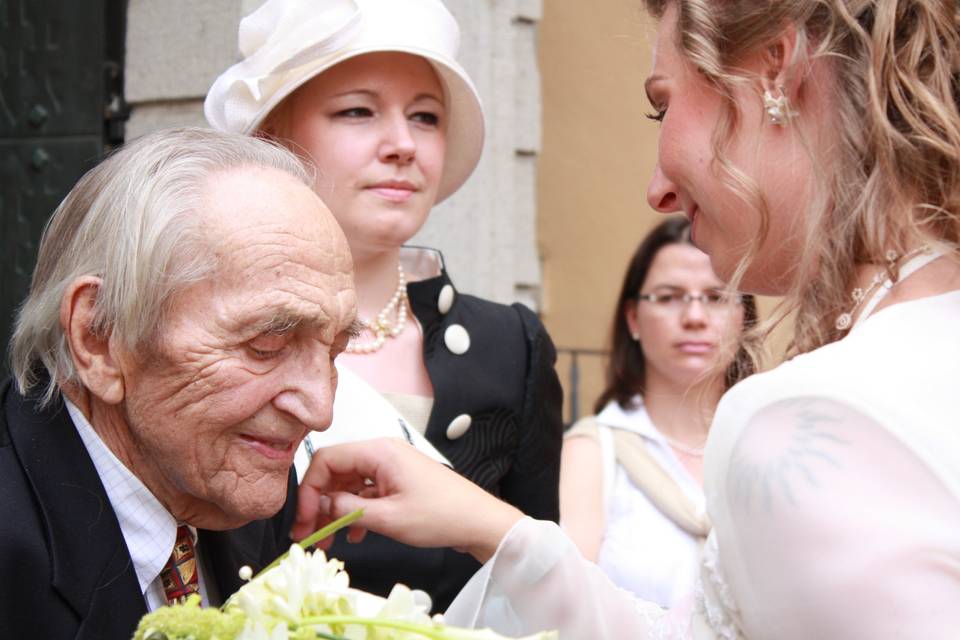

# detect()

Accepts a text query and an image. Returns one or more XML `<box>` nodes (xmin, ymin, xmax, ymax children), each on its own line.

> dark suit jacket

<box><xmin>0</xmin><ymin>379</ymin><xmax>296</xmax><ymax>639</ymax></box>
<box><xmin>328</xmin><ymin>251</ymin><xmax>564</xmax><ymax>612</ymax></box>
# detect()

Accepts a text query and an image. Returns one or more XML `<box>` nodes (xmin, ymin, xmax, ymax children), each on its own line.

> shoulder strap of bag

<box><xmin>609</xmin><ymin>429</ymin><xmax>711</xmax><ymax>539</ymax></box>
<box><xmin>568</xmin><ymin>415</ymin><xmax>710</xmax><ymax>539</ymax></box>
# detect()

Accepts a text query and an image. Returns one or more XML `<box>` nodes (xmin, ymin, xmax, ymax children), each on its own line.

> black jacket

<box><xmin>327</xmin><ymin>255</ymin><xmax>564</xmax><ymax>612</ymax></box>
<box><xmin>0</xmin><ymin>379</ymin><xmax>296</xmax><ymax>639</ymax></box>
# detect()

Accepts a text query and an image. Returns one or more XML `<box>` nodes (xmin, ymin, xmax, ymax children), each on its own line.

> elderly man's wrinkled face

<box><xmin>120</xmin><ymin>166</ymin><xmax>356</xmax><ymax>529</ymax></box>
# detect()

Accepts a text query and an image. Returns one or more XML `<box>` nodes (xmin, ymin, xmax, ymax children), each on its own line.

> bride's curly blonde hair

<box><xmin>643</xmin><ymin>0</ymin><xmax>960</xmax><ymax>358</ymax></box>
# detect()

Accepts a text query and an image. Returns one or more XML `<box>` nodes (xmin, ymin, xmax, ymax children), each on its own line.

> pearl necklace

<box><xmin>663</xmin><ymin>435</ymin><xmax>706</xmax><ymax>457</ymax></box>
<box><xmin>835</xmin><ymin>245</ymin><xmax>938</xmax><ymax>332</ymax></box>
<box><xmin>664</xmin><ymin>436</ymin><xmax>707</xmax><ymax>458</ymax></box>
<box><xmin>346</xmin><ymin>264</ymin><xmax>408</xmax><ymax>354</ymax></box>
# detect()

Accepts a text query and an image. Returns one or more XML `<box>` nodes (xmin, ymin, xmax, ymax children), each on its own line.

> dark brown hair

<box><xmin>594</xmin><ymin>215</ymin><xmax>758</xmax><ymax>413</ymax></box>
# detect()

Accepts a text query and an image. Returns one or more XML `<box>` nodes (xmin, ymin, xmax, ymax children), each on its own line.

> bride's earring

<box><xmin>762</xmin><ymin>87</ymin><xmax>798</xmax><ymax>126</ymax></box>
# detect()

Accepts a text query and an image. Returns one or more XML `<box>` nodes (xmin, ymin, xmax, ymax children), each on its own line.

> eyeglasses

<box><xmin>637</xmin><ymin>290</ymin><xmax>743</xmax><ymax>312</ymax></box>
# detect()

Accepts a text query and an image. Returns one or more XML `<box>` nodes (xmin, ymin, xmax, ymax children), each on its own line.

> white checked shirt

<box><xmin>66</xmin><ymin>400</ymin><xmax>213</xmax><ymax>610</ymax></box>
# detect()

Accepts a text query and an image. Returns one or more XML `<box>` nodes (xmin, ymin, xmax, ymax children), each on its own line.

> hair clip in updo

<box><xmin>762</xmin><ymin>87</ymin><xmax>798</xmax><ymax>126</ymax></box>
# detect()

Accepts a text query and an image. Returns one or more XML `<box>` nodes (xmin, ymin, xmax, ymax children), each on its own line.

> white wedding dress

<box><xmin>445</xmin><ymin>290</ymin><xmax>960</xmax><ymax>639</ymax></box>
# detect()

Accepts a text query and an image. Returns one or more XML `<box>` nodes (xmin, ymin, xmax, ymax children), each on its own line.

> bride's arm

<box><xmin>445</xmin><ymin>516</ymin><xmax>690</xmax><ymax>638</ymax></box>
<box><xmin>295</xmin><ymin>438</ymin><xmax>693</xmax><ymax>638</ymax></box>
<box><xmin>721</xmin><ymin>396</ymin><xmax>960</xmax><ymax>640</ymax></box>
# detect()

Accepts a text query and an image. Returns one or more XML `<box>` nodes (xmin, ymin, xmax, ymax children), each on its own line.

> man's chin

<box><xmin>187</xmin><ymin>487</ymin><xmax>289</xmax><ymax>531</ymax></box>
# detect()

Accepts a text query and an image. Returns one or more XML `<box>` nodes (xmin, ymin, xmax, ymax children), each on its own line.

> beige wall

<box><xmin>537</xmin><ymin>1</ymin><xmax>789</xmax><ymax>423</ymax></box>
<box><xmin>538</xmin><ymin>1</ymin><xmax>661</xmax><ymax>423</ymax></box>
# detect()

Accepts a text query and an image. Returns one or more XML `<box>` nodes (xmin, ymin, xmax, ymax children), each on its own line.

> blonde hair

<box><xmin>10</xmin><ymin>127</ymin><xmax>310</xmax><ymax>405</ymax></box>
<box><xmin>644</xmin><ymin>0</ymin><xmax>960</xmax><ymax>357</ymax></box>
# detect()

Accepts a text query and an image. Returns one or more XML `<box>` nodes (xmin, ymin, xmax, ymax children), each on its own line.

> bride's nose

<box><xmin>647</xmin><ymin>163</ymin><xmax>681</xmax><ymax>213</ymax></box>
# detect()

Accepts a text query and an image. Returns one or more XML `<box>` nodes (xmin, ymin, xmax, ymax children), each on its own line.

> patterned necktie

<box><xmin>160</xmin><ymin>524</ymin><xmax>200</xmax><ymax>605</ymax></box>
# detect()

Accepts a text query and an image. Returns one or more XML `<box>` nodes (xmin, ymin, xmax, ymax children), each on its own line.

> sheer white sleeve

<box><xmin>718</xmin><ymin>396</ymin><xmax>960</xmax><ymax>640</ymax></box>
<box><xmin>443</xmin><ymin>395</ymin><xmax>960</xmax><ymax>640</ymax></box>
<box><xmin>444</xmin><ymin>517</ymin><xmax>700</xmax><ymax>639</ymax></box>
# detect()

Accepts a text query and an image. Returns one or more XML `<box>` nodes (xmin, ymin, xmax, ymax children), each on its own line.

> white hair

<box><xmin>10</xmin><ymin>127</ymin><xmax>311</xmax><ymax>405</ymax></box>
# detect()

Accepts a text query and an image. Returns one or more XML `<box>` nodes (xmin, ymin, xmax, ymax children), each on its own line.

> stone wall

<box><xmin>124</xmin><ymin>0</ymin><xmax>544</xmax><ymax>308</ymax></box>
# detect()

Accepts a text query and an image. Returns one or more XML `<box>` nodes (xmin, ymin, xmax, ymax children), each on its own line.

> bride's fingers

<box><xmin>345</xmin><ymin>524</ymin><xmax>368</xmax><ymax>544</ymax></box>
<box><xmin>293</xmin><ymin>487</ymin><xmax>331</xmax><ymax>541</ymax></box>
<box><xmin>295</xmin><ymin>441</ymin><xmax>399</xmax><ymax>537</ymax></box>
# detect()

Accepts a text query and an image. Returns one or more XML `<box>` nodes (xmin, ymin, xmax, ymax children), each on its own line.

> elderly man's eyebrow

<box><xmin>248</xmin><ymin>309</ymin><xmax>329</xmax><ymax>335</ymax></box>
<box><xmin>344</xmin><ymin>319</ymin><xmax>364</xmax><ymax>340</ymax></box>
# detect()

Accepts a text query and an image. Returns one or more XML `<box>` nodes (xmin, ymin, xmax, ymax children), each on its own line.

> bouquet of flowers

<box><xmin>133</xmin><ymin>511</ymin><xmax>555</xmax><ymax>640</ymax></box>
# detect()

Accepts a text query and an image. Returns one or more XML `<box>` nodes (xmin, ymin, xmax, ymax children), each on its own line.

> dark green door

<box><xmin>0</xmin><ymin>0</ymin><xmax>126</xmax><ymax>376</ymax></box>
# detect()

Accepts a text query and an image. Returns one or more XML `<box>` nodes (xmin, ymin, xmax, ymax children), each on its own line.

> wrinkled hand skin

<box><xmin>294</xmin><ymin>438</ymin><xmax>524</xmax><ymax>562</ymax></box>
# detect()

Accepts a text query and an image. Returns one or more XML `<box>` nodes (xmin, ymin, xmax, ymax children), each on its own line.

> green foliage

<box><xmin>133</xmin><ymin>595</ymin><xmax>246</xmax><ymax>640</ymax></box>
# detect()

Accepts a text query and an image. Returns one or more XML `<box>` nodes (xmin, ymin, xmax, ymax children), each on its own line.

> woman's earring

<box><xmin>631</xmin><ymin>332</ymin><xmax>640</xmax><ymax>341</ymax></box>
<box><xmin>762</xmin><ymin>87</ymin><xmax>797</xmax><ymax>126</ymax></box>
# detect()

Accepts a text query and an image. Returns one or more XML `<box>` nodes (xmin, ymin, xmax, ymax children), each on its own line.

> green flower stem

<box><xmin>298</xmin><ymin>615</ymin><xmax>450</xmax><ymax>639</ymax></box>
<box><xmin>298</xmin><ymin>615</ymin><xmax>557</xmax><ymax>640</ymax></box>
<box><xmin>257</xmin><ymin>509</ymin><xmax>365</xmax><ymax>577</ymax></box>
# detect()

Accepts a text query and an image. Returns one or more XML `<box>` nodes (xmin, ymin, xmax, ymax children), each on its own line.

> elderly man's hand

<box><xmin>294</xmin><ymin>439</ymin><xmax>524</xmax><ymax>562</ymax></box>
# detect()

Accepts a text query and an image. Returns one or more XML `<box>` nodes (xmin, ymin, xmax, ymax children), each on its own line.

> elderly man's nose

<box><xmin>273</xmin><ymin>353</ymin><xmax>335</xmax><ymax>432</ymax></box>
<box><xmin>647</xmin><ymin>163</ymin><xmax>681</xmax><ymax>213</ymax></box>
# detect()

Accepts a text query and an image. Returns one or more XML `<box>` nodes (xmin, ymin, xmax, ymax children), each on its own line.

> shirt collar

<box><xmin>65</xmin><ymin>399</ymin><xmax>179</xmax><ymax>595</ymax></box>
<box><xmin>400</xmin><ymin>245</ymin><xmax>446</xmax><ymax>281</ymax></box>
<box><xmin>594</xmin><ymin>396</ymin><xmax>669</xmax><ymax>445</ymax></box>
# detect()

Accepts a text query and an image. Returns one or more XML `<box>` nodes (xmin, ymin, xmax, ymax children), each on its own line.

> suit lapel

<box><xmin>200</xmin><ymin>524</ymin><xmax>269</xmax><ymax>604</ymax></box>
<box><xmin>6</xmin><ymin>386</ymin><xmax>146</xmax><ymax>637</ymax></box>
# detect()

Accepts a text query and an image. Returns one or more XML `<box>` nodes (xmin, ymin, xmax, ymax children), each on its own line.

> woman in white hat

<box><xmin>205</xmin><ymin>0</ymin><xmax>563</xmax><ymax>613</ymax></box>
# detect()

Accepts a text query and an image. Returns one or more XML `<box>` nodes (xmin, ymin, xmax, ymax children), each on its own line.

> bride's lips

<box><xmin>239</xmin><ymin>434</ymin><xmax>298</xmax><ymax>462</ymax></box>
<box><xmin>366</xmin><ymin>180</ymin><xmax>418</xmax><ymax>203</ymax></box>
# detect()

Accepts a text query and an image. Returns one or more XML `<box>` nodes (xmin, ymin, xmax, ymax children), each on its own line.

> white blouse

<box><xmin>294</xmin><ymin>365</ymin><xmax>451</xmax><ymax>482</ymax></box>
<box><xmin>446</xmin><ymin>291</ymin><xmax>960</xmax><ymax>639</ymax></box>
<box><xmin>579</xmin><ymin>400</ymin><xmax>704</xmax><ymax>608</ymax></box>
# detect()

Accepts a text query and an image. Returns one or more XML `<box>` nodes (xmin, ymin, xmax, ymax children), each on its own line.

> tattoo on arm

<box><xmin>729</xmin><ymin>398</ymin><xmax>852</xmax><ymax>516</ymax></box>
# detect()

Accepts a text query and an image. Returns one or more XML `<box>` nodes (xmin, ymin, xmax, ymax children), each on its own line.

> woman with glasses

<box><xmin>560</xmin><ymin>215</ymin><xmax>757</xmax><ymax>607</ymax></box>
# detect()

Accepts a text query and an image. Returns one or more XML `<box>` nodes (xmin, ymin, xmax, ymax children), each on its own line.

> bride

<box><xmin>295</xmin><ymin>1</ymin><xmax>960</xmax><ymax>638</ymax></box>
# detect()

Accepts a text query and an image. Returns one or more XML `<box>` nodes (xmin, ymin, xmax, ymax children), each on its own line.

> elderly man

<box><xmin>1</xmin><ymin>128</ymin><xmax>357</xmax><ymax>638</ymax></box>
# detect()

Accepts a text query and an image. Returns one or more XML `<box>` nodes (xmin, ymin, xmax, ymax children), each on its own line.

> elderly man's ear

<box><xmin>60</xmin><ymin>276</ymin><xmax>125</xmax><ymax>405</ymax></box>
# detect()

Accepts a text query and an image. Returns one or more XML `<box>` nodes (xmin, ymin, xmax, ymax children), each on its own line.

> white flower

<box><xmin>236</xmin><ymin>618</ymin><xmax>289</xmax><ymax>640</ymax></box>
<box><xmin>377</xmin><ymin>583</ymin><xmax>433</xmax><ymax>623</ymax></box>
<box><xmin>139</xmin><ymin>508</ymin><xmax>559</xmax><ymax>640</ymax></box>
<box><xmin>222</xmin><ymin>543</ymin><xmax>558</xmax><ymax>640</ymax></box>
<box><xmin>226</xmin><ymin>543</ymin><xmax>354</xmax><ymax>632</ymax></box>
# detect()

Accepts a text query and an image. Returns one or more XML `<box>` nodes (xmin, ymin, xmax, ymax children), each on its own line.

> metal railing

<box><xmin>555</xmin><ymin>347</ymin><xmax>608</xmax><ymax>425</ymax></box>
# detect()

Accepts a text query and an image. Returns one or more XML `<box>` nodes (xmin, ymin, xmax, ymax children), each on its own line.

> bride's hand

<box><xmin>294</xmin><ymin>438</ymin><xmax>524</xmax><ymax>562</ymax></box>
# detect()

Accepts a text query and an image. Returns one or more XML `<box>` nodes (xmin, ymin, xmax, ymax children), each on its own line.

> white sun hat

<box><xmin>204</xmin><ymin>0</ymin><xmax>485</xmax><ymax>203</ymax></box>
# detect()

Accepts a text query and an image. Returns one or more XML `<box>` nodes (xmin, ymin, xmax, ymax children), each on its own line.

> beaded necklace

<box><xmin>346</xmin><ymin>263</ymin><xmax>408</xmax><ymax>354</ymax></box>
<box><xmin>835</xmin><ymin>246</ymin><xmax>942</xmax><ymax>333</ymax></box>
